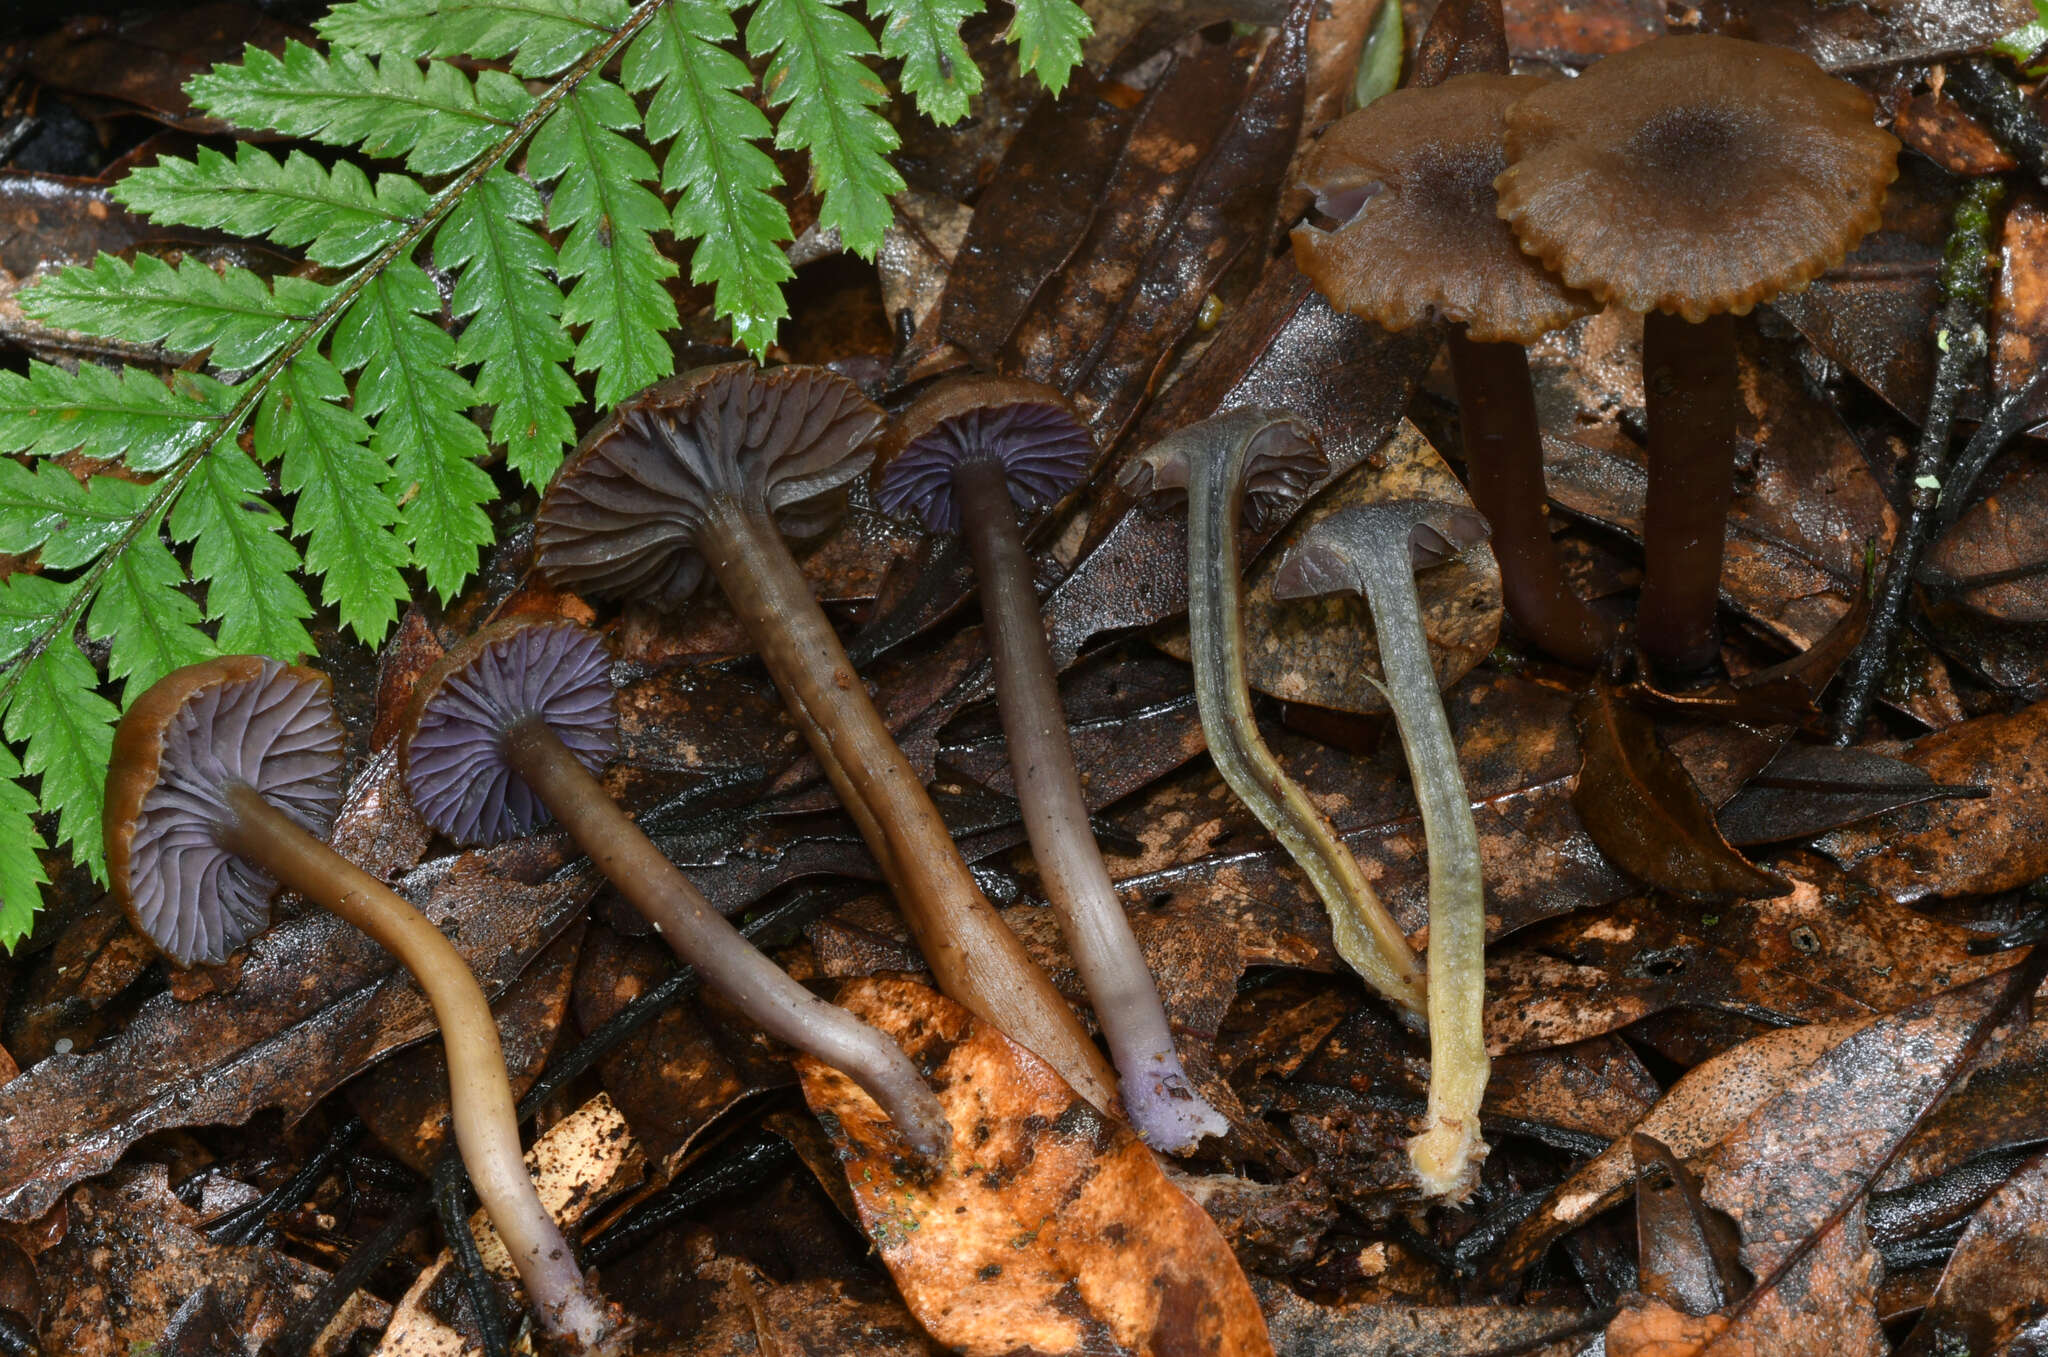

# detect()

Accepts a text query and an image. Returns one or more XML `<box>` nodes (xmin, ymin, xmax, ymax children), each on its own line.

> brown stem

<box><xmin>1447</xmin><ymin>327</ymin><xmax>1611</xmax><ymax>668</ymax></box>
<box><xmin>699</xmin><ymin>504</ymin><xmax>1121</xmax><ymax>1114</ymax></box>
<box><xmin>217</xmin><ymin>784</ymin><xmax>619</xmax><ymax>1351</ymax></box>
<box><xmin>951</xmin><ymin>459</ymin><xmax>1228</xmax><ymax>1152</ymax></box>
<box><xmin>1639</xmin><ymin>310</ymin><xmax>1739</xmax><ymax>672</ymax></box>
<box><xmin>500</xmin><ymin>716</ymin><xmax>950</xmax><ymax>1157</ymax></box>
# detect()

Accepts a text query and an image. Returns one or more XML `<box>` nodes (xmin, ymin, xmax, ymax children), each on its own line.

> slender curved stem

<box><xmin>952</xmin><ymin>458</ymin><xmax>1229</xmax><ymax>1152</ymax></box>
<box><xmin>698</xmin><ymin>504</ymin><xmax>1121</xmax><ymax>1115</ymax></box>
<box><xmin>1347</xmin><ymin>544</ymin><xmax>1491</xmax><ymax>1202</ymax></box>
<box><xmin>501</xmin><ymin>716</ymin><xmax>950</xmax><ymax>1158</ymax></box>
<box><xmin>1447</xmin><ymin>329</ymin><xmax>1611</xmax><ymax>668</ymax></box>
<box><xmin>218</xmin><ymin>784</ymin><xmax>620</xmax><ymax>1352</ymax></box>
<box><xmin>1182</xmin><ymin>438</ymin><xmax>1429</xmax><ymax>1017</ymax></box>
<box><xmin>1639</xmin><ymin>310</ymin><xmax>1739</xmax><ymax>672</ymax></box>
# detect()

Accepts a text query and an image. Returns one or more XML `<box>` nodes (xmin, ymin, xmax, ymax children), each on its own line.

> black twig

<box><xmin>581</xmin><ymin>1131</ymin><xmax>797</xmax><ymax>1267</ymax></box>
<box><xmin>278</xmin><ymin>889</ymin><xmax>836</xmax><ymax>1354</ymax></box>
<box><xmin>1936</xmin><ymin>356</ymin><xmax>2048</xmax><ymax>529</ymax></box>
<box><xmin>435</xmin><ymin>1156</ymin><xmax>511</xmax><ymax>1357</ymax></box>
<box><xmin>1832</xmin><ymin>177</ymin><xmax>2007</xmax><ymax>744</ymax></box>
<box><xmin>1947</xmin><ymin>59</ymin><xmax>2048</xmax><ymax>189</ymax></box>
<box><xmin>205</xmin><ymin>1116</ymin><xmax>367</xmax><ymax>1246</ymax></box>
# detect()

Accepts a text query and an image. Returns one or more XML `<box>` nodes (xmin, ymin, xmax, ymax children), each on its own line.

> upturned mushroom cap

<box><xmin>1274</xmin><ymin>500</ymin><xmax>1494</xmax><ymax>600</ymax></box>
<box><xmin>1291</xmin><ymin>75</ymin><xmax>1595</xmax><ymax>345</ymax></box>
<box><xmin>1494</xmin><ymin>35</ymin><xmax>1900</xmax><ymax>321</ymax></box>
<box><xmin>401</xmin><ymin>618</ymin><xmax>617</xmax><ymax>848</ymax></box>
<box><xmin>105</xmin><ymin>657</ymin><xmax>344</xmax><ymax>967</ymax></box>
<box><xmin>872</xmin><ymin>376</ymin><xmax>1096</xmax><ymax>534</ymax></box>
<box><xmin>535</xmin><ymin>363</ymin><xmax>887</xmax><ymax>609</ymax></box>
<box><xmin>1117</xmin><ymin>409</ymin><xmax>1326</xmax><ymax>531</ymax></box>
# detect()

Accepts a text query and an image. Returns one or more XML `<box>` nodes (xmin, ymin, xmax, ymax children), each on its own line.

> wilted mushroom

<box><xmin>1119</xmin><ymin>410</ymin><xmax>1428</xmax><ymax>1018</ymax></box>
<box><xmin>1495</xmin><ymin>35</ymin><xmax>1899</xmax><ymax>670</ymax></box>
<box><xmin>106</xmin><ymin>657</ymin><xmax>624</xmax><ymax>1351</ymax></box>
<box><xmin>534</xmin><ymin>363</ymin><xmax>1117</xmax><ymax>1115</ymax></box>
<box><xmin>873</xmin><ymin>375</ymin><xmax>1228</xmax><ymax>1153</ymax></box>
<box><xmin>401</xmin><ymin>617</ymin><xmax>951</xmax><ymax>1158</ymax></box>
<box><xmin>1292</xmin><ymin>74</ymin><xmax>1607</xmax><ymax>667</ymax></box>
<box><xmin>1273</xmin><ymin>500</ymin><xmax>1494</xmax><ymax>1202</ymax></box>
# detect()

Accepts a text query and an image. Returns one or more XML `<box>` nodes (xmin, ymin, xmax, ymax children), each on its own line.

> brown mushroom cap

<box><xmin>106</xmin><ymin>656</ymin><xmax>343</xmax><ymax>966</ymax></box>
<box><xmin>535</xmin><ymin>363</ymin><xmax>886</xmax><ymax>609</ymax></box>
<box><xmin>1290</xmin><ymin>74</ymin><xmax>1595</xmax><ymax>346</ymax></box>
<box><xmin>1495</xmin><ymin>35</ymin><xmax>1900</xmax><ymax>321</ymax></box>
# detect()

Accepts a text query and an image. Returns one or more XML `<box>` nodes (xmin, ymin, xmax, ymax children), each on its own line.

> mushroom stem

<box><xmin>1637</xmin><ymin>309</ymin><xmax>1739</xmax><ymax>673</ymax></box>
<box><xmin>1446</xmin><ymin>327</ymin><xmax>1610</xmax><ymax>668</ymax></box>
<box><xmin>214</xmin><ymin>782</ymin><xmax>618</xmax><ymax>1351</ymax></box>
<box><xmin>950</xmin><ymin>457</ymin><xmax>1230</xmax><ymax>1152</ymax></box>
<box><xmin>699</xmin><ymin>502</ymin><xmax>1121</xmax><ymax>1115</ymax></box>
<box><xmin>498</xmin><ymin>716</ymin><xmax>951</xmax><ymax>1157</ymax></box>
<box><xmin>1179</xmin><ymin>422</ymin><xmax>1428</xmax><ymax>1017</ymax></box>
<box><xmin>1329</xmin><ymin>527</ymin><xmax>1491</xmax><ymax>1201</ymax></box>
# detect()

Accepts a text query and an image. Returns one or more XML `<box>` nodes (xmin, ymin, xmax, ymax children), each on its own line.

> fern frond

<box><xmin>749</xmin><ymin>0</ymin><xmax>904</xmax><ymax>256</ymax></box>
<box><xmin>0</xmin><ymin>461</ymin><xmax>151</xmax><ymax>572</ymax></box>
<box><xmin>332</xmin><ymin>262</ymin><xmax>497</xmax><ymax>597</ymax></box>
<box><xmin>114</xmin><ymin>145</ymin><xmax>427</xmax><ymax>268</ymax></box>
<box><xmin>1006</xmin><ymin>0</ymin><xmax>1089</xmax><ymax>94</ymax></box>
<box><xmin>23</xmin><ymin>254</ymin><xmax>329</xmax><ymax>371</ymax></box>
<box><xmin>626</xmin><ymin>0</ymin><xmax>793</xmax><ymax>356</ymax></box>
<box><xmin>171</xmin><ymin>446</ymin><xmax>317</xmax><ymax>659</ymax></box>
<box><xmin>89</xmin><ymin>534</ymin><xmax>216</xmax><ymax>704</ymax></box>
<box><xmin>258</xmin><ymin>355</ymin><xmax>411</xmax><ymax>644</ymax></box>
<box><xmin>0</xmin><ymin>750</ymin><xmax>47</xmax><ymax>951</ymax></box>
<box><xmin>870</xmin><ymin>0</ymin><xmax>982</xmax><ymax>125</ymax></box>
<box><xmin>434</xmin><ymin>170</ymin><xmax>580</xmax><ymax>485</ymax></box>
<box><xmin>0</xmin><ymin>364</ymin><xmax>233</xmax><ymax>472</ymax></box>
<box><xmin>1</xmin><ymin>618</ymin><xmax>116</xmax><ymax>879</ymax></box>
<box><xmin>319</xmin><ymin>0</ymin><xmax>626</xmax><ymax>76</ymax></box>
<box><xmin>528</xmin><ymin>78</ymin><xmax>679</xmax><ymax>407</ymax></box>
<box><xmin>188</xmin><ymin>41</ymin><xmax>533</xmax><ymax>174</ymax></box>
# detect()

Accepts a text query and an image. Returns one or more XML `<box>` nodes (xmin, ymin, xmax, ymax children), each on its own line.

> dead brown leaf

<box><xmin>795</xmin><ymin>978</ymin><xmax>1272</xmax><ymax>1357</ymax></box>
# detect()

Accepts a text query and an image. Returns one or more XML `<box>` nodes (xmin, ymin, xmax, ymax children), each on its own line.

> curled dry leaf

<box><xmin>1155</xmin><ymin>421</ymin><xmax>1503</xmax><ymax>715</ymax></box>
<box><xmin>794</xmin><ymin>978</ymin><xmax>1272</xmax><ymax>1357</ymax></box>
<box><xmin>1572</xmin><ymin>679</ymin><xmax>1788</xmax><ymax>902</ymax></box>
<box><xmin>1256</xmin><ymin>1281</ymin><xmax>1598</xmax><ymax>1357</ymax></box>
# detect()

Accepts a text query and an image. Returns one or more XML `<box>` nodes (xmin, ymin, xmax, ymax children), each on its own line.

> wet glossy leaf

<box><xmin>1925</xmin><ymin>461</ymin><xmax>2048</xmax><ymax>623</ymax></box>
<box><xmin>1899</xmin><ymin>1148</ymin><xmax>2048</xmax><ymax>1357</ymax></box>
<box><xmin>1717</xmin><ymin>745</ymin><xmax>1986</xmax><ymax>847</ymax></box>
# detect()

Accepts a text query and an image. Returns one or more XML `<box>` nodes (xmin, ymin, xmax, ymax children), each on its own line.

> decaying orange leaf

<box><xmin>1607</xmin><ymin>1301</ymin><xmax>1730</xmax><ymax>1357</ymax></box>
<box><xmin>795</xmin><ymin>978</ymin><xmax>1273</xmax><ymax>1357</ymax></box>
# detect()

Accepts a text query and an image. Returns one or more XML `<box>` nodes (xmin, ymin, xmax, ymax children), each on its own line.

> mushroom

<box><xmin>534</xmin><ymin>363</ymin><xmax>1118</xmax><ymax>1115</ymax></box>
<box><xmin>1495</xmin><ymin>34</ymin><xmax>1899</xmax><ymax>671</ymax></box>
<box><xmin>872</xmin><ymin>375</ymin><xmax>1228</xmax><ymax>1153</ymax></box>
<box><xmin>1119</xmin><ymin>410</ymin><xmax>1429</xmax><ymax>1018</ymax></box>
<box><xmin>400</xmin><ymin>616</ymin><xmax>951</xmax><ymax>1158</ymax></box>
<box><xmin>1291</xmin><ymin>74</ymin><xmax>1607</xmax><ymax>667</ymax></box>
<box><xmin>106</xmin><ymin>657</ymin><xmax>624</xmax><ymax>1352</ymax></box>
<box><xmin>1272</xmin><ymin>500</ymin><xmax>1495</xmax><ymax>1202</ymax></box>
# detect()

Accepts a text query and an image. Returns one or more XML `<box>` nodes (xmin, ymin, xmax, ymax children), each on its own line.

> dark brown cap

<box><xmin>105</xmin><ymin>657</ymin><xmax>343</xmax><ymax>966</ymax></box>
<box><xmin>1495</xmin><ymin>35</ymin><xmax>1900</xmax><ymax>321</ymax></box>
<box><xmin>1292</xmin><ymin>74</ymin><xmax>1595</xmax><ymax>345</ymax></box>
<box><xmin>872</xmin><ymin>376</ymin><xmax>1096</xmax><ymax>533</ymax></box>
<box><xmin>401</xmin><ymin>618</ymin><xmax>617</xmax><ymax>847</ymax></box>
<box><xmin>535</xmin><ymin>364</ymin><xmax>886</xmax><ymax>608</ymax></box>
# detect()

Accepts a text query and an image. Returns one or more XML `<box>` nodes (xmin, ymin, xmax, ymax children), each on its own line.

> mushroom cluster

<box><xmin>1295</xmin><ymin>35</ymin><xmax>1899</xmax><ymax>672</ymax></box>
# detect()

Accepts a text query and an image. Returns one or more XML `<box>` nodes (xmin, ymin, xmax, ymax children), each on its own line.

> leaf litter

<box><xmin>5</xmin><ymin>0</ymin><xmax>2048</xmax><ymax>1352</ymax></box>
